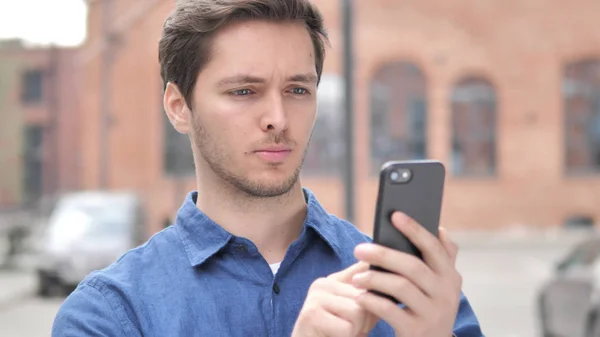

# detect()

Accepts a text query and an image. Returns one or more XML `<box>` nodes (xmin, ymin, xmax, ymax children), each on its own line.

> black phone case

<box><xmin>370</xmin><ymin>160</ymin><xmax>446</xmax><ymax>303</ymax></box>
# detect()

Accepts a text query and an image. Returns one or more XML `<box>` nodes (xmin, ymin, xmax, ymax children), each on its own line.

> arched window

<box><xmin>302</xmin><ymin>74</ymin><xmax>345</xmax><ymax>176</ymax></box>
<box><xmin>370</xmin><ymin>62</ymin><xmax>428</xmax><ymax>174</ymax></box>
<box><xmin>563</xmin><ymin>59</ymin><xmax>600</xmax><ymax>174</ymax></box>
<box><xmin>451</xmin><ymin>77</ymin><xmax>497</xmax><ymax>176</ymax></box>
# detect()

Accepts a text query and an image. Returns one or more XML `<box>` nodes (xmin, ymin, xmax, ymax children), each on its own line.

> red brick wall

<box><xmin>81</xmin><ymin>0</ymin><xmax>600</xmax><ymax>236</ymax></box>
<box><xmin>0</xmin><ymin>46</ymin><xmax>82</xmax><ymax>206</ymax></box>
<box><xmin>53</xmin><ymin>49</ymin><xmax>84</xmax><ymax>193</ymax></box>
<box><xmin>0</xmin><ymin>53</ymin><xmax>25</xmax><ymax>206</ymax></box>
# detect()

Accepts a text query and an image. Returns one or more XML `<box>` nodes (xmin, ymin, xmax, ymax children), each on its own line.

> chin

<box><xmin>237</xmin><ymin>179</ymin><xmax>297</xmax><ymax>198</ymax></box>
<box><xmin>238</xmin><ymin>169</ymin><xmax>300</xmax><ymax>198</ymax></box>
<box><xmin>255</xmin><ymin>173</ymin><xmax>298</xmax><ymax>189</ymax></box>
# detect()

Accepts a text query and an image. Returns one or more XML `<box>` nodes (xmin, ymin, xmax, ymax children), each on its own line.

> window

<box><xmin>23</xmin><ymin>126</ymin><xmax>44</xmax><ymax>203</ymax></box>
<box><xmin>451</xmin><ymin>77</ymin><xmax>497</xmax><ymax>176</ymax></box>
<box><xmin>563</xmin><ymin>59</ymin><xmax>600</xmax><ymax>174</ymax></box>
<box><xmin>21</xmin><ymin>70</ymin><xmax>44</xmax><ymax>103</ymax></box>
<box><xmin>302</xmin><ymin>74</ymin><xmax>345</xmax><ymax>176</ymax></box>
<box><xmin>370</xmin><ymin>62</ymin><xmax>428</xmax><ymax>174</ymax></box>
<box><xmin>162</xmin><ymin>112</ymin><xmax>195</xmax><ymax>176</ymax></box>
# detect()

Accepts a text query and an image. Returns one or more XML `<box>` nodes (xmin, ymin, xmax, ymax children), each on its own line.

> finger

<box><xmin>354</xmin><ymin>244</ymin><xmax>438</xmax><ymax>296</ymax></box>
<box><xmin>313</xmin><ymin>309</ymin><xmax>355</xmax><ymax>337</ymax></box>
<box><xmin>320</xmin><ymin>293</ymin><xmax>370</xmax><ymax>334</ymax></box>
<box><xmin>329</xmin><ymin>261</ymin><xmax>370</xmax><ymax>283</ymax></box>
<box><xmin>361</xmin><ymin>312</ymin><xmax>379</xmax><ymax>336</ymax></box>
<box><xmin>311</xmin><ymin>277</ymin><xmax>366</xmax><ymax>299</ymax></box>
<box><xmin>356</xmin><ymin>291</ymin><xmax>412</xmax><ymax>333</ymax></box>
<box><xmin>352</xmin><ymin>271</ymin><xmax>429</xmax><ymax>316</ymax></box>
<box><xmin>391</xmin><ymin>212</ymin><xmax>452</xmax><ymax>273</ymax></box>
<box><xmin>439</xmin><ymin>227</ymin><xmax>459</xmax><ymax>265</ymax></box>
<box><xmin>331</xmin><ymin>280</ymin><xmax>368</xmax><ymax>299</ymax></box>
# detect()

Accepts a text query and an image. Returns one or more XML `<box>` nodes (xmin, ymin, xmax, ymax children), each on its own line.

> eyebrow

<box><xmin>288</xmin><ymin>73</ymin><xmax>318</xmax><ymax>84</ymax></box>
<box><xmin>216</xmin><ymin>73</ymin><xmax>318</xmax><ymax>87</ymax></box>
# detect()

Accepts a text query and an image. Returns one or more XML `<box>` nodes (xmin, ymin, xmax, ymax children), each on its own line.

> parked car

<box><xmin>538</xmin><ymin>235</ymin><xmax>600</xmax><ymax>337</ymax></box>
<box><xmin>32</xmin><ymin>191</ymin><xmax>146</xmax><ymax>296</ymax></box>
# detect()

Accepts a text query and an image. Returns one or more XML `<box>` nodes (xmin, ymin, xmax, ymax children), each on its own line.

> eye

<box><xmin>231</xmin><ymin>89</ymin><xmax>254</xmax><ymax>96</ymax></box>
<box><xmin>291</xmin><ymin>87</ymin><xmax>309</xmax><ymax>95</ymax></box>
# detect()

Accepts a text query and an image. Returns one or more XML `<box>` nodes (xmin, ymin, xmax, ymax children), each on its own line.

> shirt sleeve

<box><xmin>51</xmin><ymin>283</ymin><xmax>132</xmax><ymax>337</ymax></box>
<box><xmin>453</xmin><ymin>291</ymin><xmax>484</xmax><ymax>336</ymax></box>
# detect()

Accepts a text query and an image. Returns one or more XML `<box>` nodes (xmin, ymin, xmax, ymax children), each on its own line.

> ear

<box><xmin>164</xmin><ymin>82</ymin><xmax>192</xmax><ymax>134</ymax></box>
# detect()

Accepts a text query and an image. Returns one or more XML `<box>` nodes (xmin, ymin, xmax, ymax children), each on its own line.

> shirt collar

<box><xmin>174</xmin><ymin>192</ymin><xmax>233</xmax><ymax>267</ymax></box>
<box><xmin>302</xmin><ymin>188</ymin><xmax>345</xmax><ymax>257</ymax></box>
<box><xmin>174</xmin><ymin>188</ymin><xmax>345</xmax><ymax>267</ymax></box>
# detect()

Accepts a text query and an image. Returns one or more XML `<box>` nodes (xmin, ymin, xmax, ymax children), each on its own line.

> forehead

<box><xmin>201</xmin><ymin>20</ymin><xmax>317</xmax><ymax>81</ymax></box>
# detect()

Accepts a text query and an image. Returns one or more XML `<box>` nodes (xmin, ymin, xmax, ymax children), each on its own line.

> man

<box><xmin>52</xmin><ymin>1</ymin><xmax>483</xmax><ymax>336</ymax></box>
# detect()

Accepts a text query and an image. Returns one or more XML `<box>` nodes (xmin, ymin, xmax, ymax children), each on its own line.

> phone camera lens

<box><xmin>390</xmin><ymin>169</ymin><xmax>411</xmax><ymax>183</ymax></box>
<box><xmin>401</xmin><ymin>170</ymin><xmax>411</xmax><ymax>180</ymax></box>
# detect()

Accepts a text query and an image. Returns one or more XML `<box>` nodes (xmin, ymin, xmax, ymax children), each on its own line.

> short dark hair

<box><xmin>158</xmin><ymin>0</ymin><xmax>329</xmax><ymax>109</ymax></box>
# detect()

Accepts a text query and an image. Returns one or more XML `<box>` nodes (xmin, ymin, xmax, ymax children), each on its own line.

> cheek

<box><xmin>292</xmin><ymin>111</ymin><xmax>316</xmax><ymax>140</ymax></box>
<box><xmin>193</xmin><ymin>96</ymin><xmax>249</xmax><ymax>139</ymax></box>
<box><xmin>207</xmin><ymin>117</ymin><xmax>251</xmax><ymax>155</ymax></box>
<box><xmin>289</xmin><ymin>103</ymin><xmax>317</xmax><ymax>137</ymax></box>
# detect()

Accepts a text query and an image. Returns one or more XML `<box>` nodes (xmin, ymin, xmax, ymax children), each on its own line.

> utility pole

<box><xmin>99</xmin><ymin>0</ymin><xmax>114</xmax><ymax>189</ymax></box>
<box><xmin>342</xmin><ymin>0</ymin><xmax>356</xmax><ymax>223</ymax></box>
<box><xmin>48</xmin><ymin>44</ymin><xmax>59</xmax><ymax>198</ymax></box>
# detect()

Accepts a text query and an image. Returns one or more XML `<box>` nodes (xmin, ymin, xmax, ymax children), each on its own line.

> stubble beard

<box><xmin>192</xmin><ymin>119</ymin><xmax>308</xmax><ymax>199</ymax></box>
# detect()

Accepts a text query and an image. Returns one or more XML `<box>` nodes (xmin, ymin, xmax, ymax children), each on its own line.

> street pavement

<box><xmin>0</xmin><ymin>230</ymin><xmax>589</xmax><ymax>337</ymax></box>
<box><xmin>458</xmin><ymin>245</ymin><xmax>569</xmax><ymax>337</ymax></box>
<box><xmin>0</xmin><ymin>297</ymin><xmax>63</xmax><ymax>337</ymax></box>
<box><xmin>0</xmin><ymin>270</ymin><xmax>36</xmax><ymax>311</ymax></box>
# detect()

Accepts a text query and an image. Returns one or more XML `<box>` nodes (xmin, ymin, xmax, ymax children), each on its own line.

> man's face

<box><xmin>188</xmin><ymin>20</ymin><xmax>318</xmax><ymax>198</ymax></box>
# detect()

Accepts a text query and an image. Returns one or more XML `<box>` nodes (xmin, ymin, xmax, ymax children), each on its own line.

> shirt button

<box><xmin>273</xmin><ymin>283</ymin><xmax>281</xmax><ymax>294</ymax></box>
<box><xmin>235</xmin><ymin>245</ymin><xmax>247</xmax><ymax>253</ymax></box>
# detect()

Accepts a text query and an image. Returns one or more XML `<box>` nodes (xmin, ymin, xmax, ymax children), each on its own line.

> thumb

<box><xmin>329</xmin><ymin>261</ymin><xmax>370</xmax><ymax>283</ymax></box>
<box><xmin>360</xmin><ymin>312</ymin><xmax>378</xmax><ymax>336</ymax></box>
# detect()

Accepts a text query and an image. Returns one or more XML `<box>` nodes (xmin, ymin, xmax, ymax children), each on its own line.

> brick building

<box><xmin>79</xmin><ymin>0</ymin><xmax>600</xmax><ymax>236</ymax></box>
<box><xmin>0</xmin><ymin>40</ymin><xmax>82</xmax><ymax>208</ymax></box>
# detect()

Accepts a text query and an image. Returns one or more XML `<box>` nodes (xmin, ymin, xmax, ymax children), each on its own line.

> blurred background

<box><xmin>1</xmin><ymin>0</ymin><xmax>600</xmax><ymax>336</ymax></box>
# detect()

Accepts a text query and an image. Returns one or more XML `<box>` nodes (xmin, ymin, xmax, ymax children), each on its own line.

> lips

<box><xmin>253</xmin><ymin>146</ymin><xmax>292</xmax><ymax>162</ymax></box>
<box><xmin>256</xmin><ymin>146</ymin><xmax>291</xmax><ymax>152</ymax></box>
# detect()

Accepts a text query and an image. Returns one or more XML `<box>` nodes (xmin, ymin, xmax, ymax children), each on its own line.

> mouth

<box><xmin>253</xmin><ymin>147</ymin><xmax>292</xmax><ymax>162</ymax></box>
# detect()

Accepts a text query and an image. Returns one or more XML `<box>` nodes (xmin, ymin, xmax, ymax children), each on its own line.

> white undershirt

<box><xmin>270</xmin><ymin>262</ymin><xmax>281</xmax><ymax>275</ymax></box>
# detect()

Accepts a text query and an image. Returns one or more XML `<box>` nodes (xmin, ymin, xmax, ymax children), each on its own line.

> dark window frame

<box><xmin>23</xmin><ymin>125</ymin><xmax>44</xmax><ymax>204</ymax></box>
<box><xmin>301</xmin><ymin>73</ymin><xmax>345</xmax><ymax>177</ymax></box>
<box><xmin>450</xmin><ymin>76</ymin><xmax>497</xmax><ymax>178</ymax></box>
<box><xmin>369</xmin><ymin>62</ymin><xmax>429</xmax><ymax>175</ymax></box>
<box><xmin>563</xmin><ymin>59</ymin><xmax>600</xmax><ymax>176</ymax></box>
<box><xmin>21</xmin><ymin>69</ymin><xmax>44</xmax><ymax>104</ymax></box>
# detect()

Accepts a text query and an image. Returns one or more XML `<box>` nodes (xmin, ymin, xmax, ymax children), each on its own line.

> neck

<box><xmin>195</xmin><ymin>168</ymin><xmax>307</xmax><ymax>264</ymax></box>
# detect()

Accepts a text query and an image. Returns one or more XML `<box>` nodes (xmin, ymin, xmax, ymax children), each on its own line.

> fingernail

<box><xmin>352</xmin><ymin>272</ymin><xmax>368</xmax><ymax>284</ymax></box>
<box><xmin>355</xmin><ymin>243</ymin><xmax>375</xmax><ymax>255</ymax></box>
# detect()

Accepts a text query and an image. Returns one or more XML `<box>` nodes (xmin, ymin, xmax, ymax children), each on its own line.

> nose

<box><xmin>259</xmin><ymin>92</ymin><xmax>288</xmax><ymax>133</ymax></box>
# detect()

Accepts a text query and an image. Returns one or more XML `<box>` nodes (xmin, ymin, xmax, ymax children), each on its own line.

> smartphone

<box><xmin>369</xmin><ymin>160</ymin><xmax>446</xmax><ymax>302</ymax></box>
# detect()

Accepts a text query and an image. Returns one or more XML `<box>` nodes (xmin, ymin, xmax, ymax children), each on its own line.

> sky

<box><xmin>0</xmin><ymin>0</ymin><xmax>87</xmax><ymax>47</ymax></box>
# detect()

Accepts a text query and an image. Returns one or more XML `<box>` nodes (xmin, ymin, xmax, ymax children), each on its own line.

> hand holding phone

<box><xmin>349</xmin><ymin>161</ymin><xmax>463</xmax><ymax>337</ymax></box>
<box><xmin>371</xmin><ymin>160</ymin><xmax>445</xmax><ymax>261</ymax></box>
<box><xmin>369</xmin><ymin>160</ymin><xmax>446</xmax><ymax>303</ymax></box>
<box><xmin>351</xmin><ymin>214</ymin><xmax>462</xmax><ymax>337</ymax></box>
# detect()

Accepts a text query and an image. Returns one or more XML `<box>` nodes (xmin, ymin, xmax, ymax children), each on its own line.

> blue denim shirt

<box><xmin>52</xmin><ymin>189</ymin><xmax>483</xmax><ymax>337</ymax></box>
